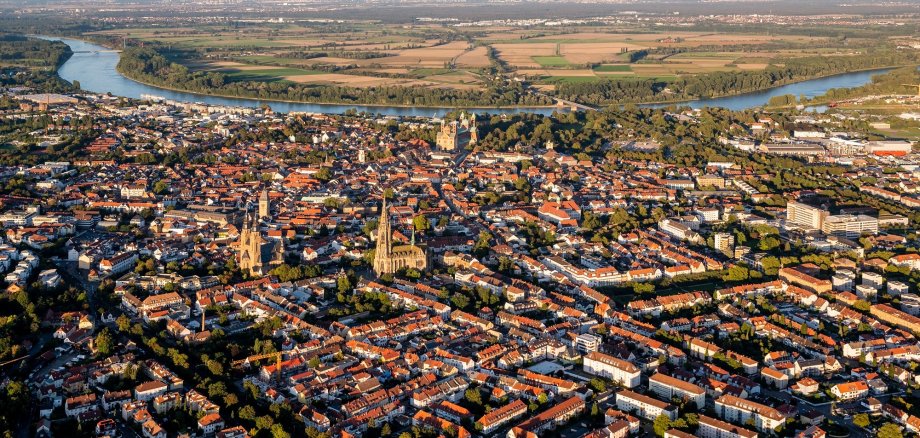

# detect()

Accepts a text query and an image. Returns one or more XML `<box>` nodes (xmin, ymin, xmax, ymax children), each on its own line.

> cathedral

<box><xmin>436</xmin><ymin>112</ymin><xmax>478</xmax><ymax>151</ymax></box>
<box><xmin>238</xmin><ymin>210</ymin><xmax>284</xmax><ymax>277</ymax></box>
<box><xmin>372</xmin><ymin>198</ymin><xmax>427</xmax><ymax>276</ymax></box>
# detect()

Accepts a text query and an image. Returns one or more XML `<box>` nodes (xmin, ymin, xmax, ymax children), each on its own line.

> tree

<box><xmin>653</xmin><ymin>414</ymin><xmax>671</xmax><ymax>437</ymax></box>
<box><xmin>758</xmin><ymin>235</ymin><xmax>781</xmax><ymax>251</ymax></box>
<box><xmin>464</xmin><ymin>388</ymin><xmax>482</xmax><ymax>406</ymax></box>
<box><xmin>582</xmin><ymin>211</ymin><xmax>603</xmax><ymax>230</ymax></box>
<box><xmin>413</xmin><ymin>214</ymin><xmax>430</xmax><ymax>232</ymax></box>
<box><xmin>94</xmin><ymin>328</ymin><xmax>113</xmax><ymax>356</ymax></box>
<box><xmin>853</xmin><ymin>300</ymin><xmax>871</xmax><ymax>312</ymax></box>
<box><xmin>588</xmin><ymin>378</ymin><xmax>607</xmax><ymax>393</ymax></box>
<box><xmin>256</xmin><ymin>415</ymin><xmax>274</xmax><ymax>430</ymax></box>
<box><xmin>271</xmin><ymin>424</ymin><xmax>291</xmax><ymax>438</ymax></box>
<box><xmin>206</xmin><ymin>359</ymin><xmax>223</xmax><ymax>376</ymax></box>
<box><xmin>315</xmin><ymin>167</ymin><xmax>332</xmax><ymax>181</ymax></box>
<box><xmin>116</xmin><ymin>314</ymin><xmax>131</xmax><ymax>332</ymax></box>
<box><xmin>208</xmin><ymin>381</ymin><xmax>228</xmax><ymax>399</ymax></box>
<box><xmin>514</xmin><ymin>177</ymin><xmax>530</xmax><ymax>192</ymax></box>
<box><xmin>239</xmin><ymin>405</ymin><xmax>256</xmax><ymax>421</ymax></box>
<box><xmin>877</xmin><ymin>423</ymin><xmax>902</xmax><ymax>438</ymax></box>
<box><xmin>473</xmin><ymin>231</ymin><xmax>491</xmax><ymax>256</ymax></box>
<box><xmin>853</xmin><ymin>413</ymin><xmax>870</xmax><ymax>428</ymax></box>
<box><xmin>337</xmin><ymin>275</ymin><xmax>352</xmax><ymax>294</ymax></box>
<box><xmin>722</xmin><ymin>265</ymin><xmax>750</xmax><ymax>282</ymax></box>
<box><xmin>760</xmin><ymin>256</ymin><xmax>780</xmax><ymax>275</ymax></box>
<box><xmin>153</xmin><ymin>180</ymin><xmax>169</xmax><ymax>195</ymax></box>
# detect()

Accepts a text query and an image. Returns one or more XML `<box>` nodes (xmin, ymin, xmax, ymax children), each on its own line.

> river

<box><xmin>46</xmin><ymin>36</ymin><xmax>891</xmax><ymax>116</ymax></box>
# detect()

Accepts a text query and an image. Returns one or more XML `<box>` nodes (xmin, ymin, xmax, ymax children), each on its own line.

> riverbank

<box><xmin>115</xmin><ymin>58</ymin><xmax>902</xmax><ymax>113</ymax></box>
<box><xmin>45</xmin><ymin>35</ymin><xmax>907</xmax><ymax>115</ymax></box>
<box><xmin>114</xmin><ymin>66</ymin><xmax>558</xmax><ymax>112</ymax></box>
<box><xmin>639</xmin><ymin>65</ymin><xmax>904</xmax><ymax>108</ymax></box>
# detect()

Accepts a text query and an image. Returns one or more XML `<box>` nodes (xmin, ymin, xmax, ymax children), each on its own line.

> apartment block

<box><xmin>583</xmin><ymin>352</ymin><xmax>641</xmax><ymax>388</ymax></box>
<box><xmin>648</xmin><ymin>373</ymin><xmax>706</xmax><ymax>409</ymax></box>
<box><xmin>615</xmin><ymin>390</ymin><xmax>678</xmax><ymax>421</ymax></box>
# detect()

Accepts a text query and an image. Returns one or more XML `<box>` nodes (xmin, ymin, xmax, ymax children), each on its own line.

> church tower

<box><xmin>237</xmin><ymin>209</ymin><xmax>283</xmax><ymax>277</ymax></box>
<box><xmin>258</xmin><ymin>189</ymin><xmax>270</xmax><ymax>220</ymax></box>
<box><xmin>372</xmin><ymin>196</ymin><xmax>427</xmax><ymax>277</ymax></box>
<box><xmin>373</xmin><ymin>197</ymin><xmax>392</xmax><ymax>275</ymax></box>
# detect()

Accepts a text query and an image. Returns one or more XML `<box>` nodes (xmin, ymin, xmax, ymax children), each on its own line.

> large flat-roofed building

<box><xmin>648</xmin><ymin>373</ymin><xmax>706</xmax><ymax>409</ymax></box>
<box><xmin>821</xmin><ymin>214</ymin><xmax>878</xmax><ymax>238</ymax></box>
<box><xmin>583</xmin><ymin>352</ymin><xmax>641</xmax><ymax>388</ymax></box>
<box><xmin>786</xmin><ymin>201</ymin><xmax>829</xmax><ymax>230</ymax></box>
<box><xmin>864</xmin><ymin>140</ymin><xmax>913</xmax><ymax>156</ymax></box>
<box><xmin>696</xmin><ymin>174</ymin><xmax>726</xmax><ymax>189</ymax></box>
<box><xmin>759</xmin><ymin>143</ymin><xmax>825</xmax><ymax>157</ymax></box>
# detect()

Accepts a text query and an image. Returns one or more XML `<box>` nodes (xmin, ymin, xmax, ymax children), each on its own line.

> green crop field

<box><xmin>532</xmin><ymin>56</ymin><xmax>571</xmax><ymax>67</ymax></box>
<box><xmin>547</xmin><ymin>76</ymin><xmax>601</xmax><ymax>84</ymax></box>
<box><xmin>220</xmin><ymin>68</ymin><xmax>323</xmax><ymax>82</ymax></box>
<box><xmin>594</xmin><ymin>64</ymin><xmax>632</xmax><ymax>72</ymax></box>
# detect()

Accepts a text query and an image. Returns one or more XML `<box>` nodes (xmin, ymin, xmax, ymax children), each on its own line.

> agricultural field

<box><xmin>89</xmin><ymin>23</ymin><xmax>891</xmax><ymax>94</ymax></box>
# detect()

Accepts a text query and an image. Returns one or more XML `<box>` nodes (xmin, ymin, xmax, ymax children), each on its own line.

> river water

<box><xmin>46</xmin><ymin>36</ymin><xmax>891</xmax><ymax>116</ymax></box>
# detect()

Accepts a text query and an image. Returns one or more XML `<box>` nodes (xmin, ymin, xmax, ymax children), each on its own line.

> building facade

<box><xmin>238</xmin><ymin>211</ymin><xmax>284</xmax><ymax>277</ymax></box>
<box><xmin>648</xmin><ymin>373</ymin><xmax>706</xmax><ymax>409</ymax></box>
<box><xmin>821</xmin><ymin>214</ymin><xmax>878</xmax><ymax>238</ymax></box>
<box><xmin>714</xmin><ymin>395</ymin><xmax>785</xmax><ymax>432</ymax></box>
<box><xmin>583</xmin><ymin>352</ymin><xmax>641</xmax><ymax>388</ymax></box>
<box><xmin>436</xmin><ymin>113</ymin><xmax>478</xmax><ymax>151</ymax></box>
<box><xmin>786</xmin><ymin>201</ymin><xmax>828</xmax><ymax>230</ymax></box>
<box><xmin>615</xmin><ymin>390</ymin><xmax>677</xmax><ymax>421</ymax></box>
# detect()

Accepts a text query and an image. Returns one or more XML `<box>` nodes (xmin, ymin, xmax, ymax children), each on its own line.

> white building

<box><xmin>698</xmin><ymin>415</ymin><xmax>758</xmax><ymax>438</ymax></box>
<box><xmin>714</xmin><ymin>395</ymin><xmax>785</xmax><ymax>432</ymax></box>
<box><xmin>714</xmin><ymin>232</ymin><xmax>735</xmax><ymax>256</ymax></box>
<box><xmin>575</xmin><ymin>333</ymin><xmax>601</xmax><ymax>354</ymax></box>
<box><xmin>648</xmin><ymin>373</ymin><xmax>706</xmax><ymax>409</ymax></box>
<box><xmin>584</xmin><ymin>352</ymin><xmax>641</xmax><ymax>388</ymax></box>
<box><xmin>832</xmin><ymin>273</ymin><xmax>854</xmax><ymax>292</ymax></box>
<box><xmin>821</xmin><ymin>214</ymin><xmax>878</xmax><ymax>238</ymax></box>
<box><xmin>615</xmin><ymin>390</ymin><xmax>677</xmax><ymax>421</ymax></box>
<box><xmin>658</xmin><ymin>219</ymin><xmax>703</xmax><ymax>244</ymax></box>
<box><xmin>786</xmin><ymin>201</ymin><xmax>828</xmax><ymax>231</ymax></box>
<box><xmin>888</xmin><ymin>281</ymin><xmax>910</xmax><ymax>296</ymax></box>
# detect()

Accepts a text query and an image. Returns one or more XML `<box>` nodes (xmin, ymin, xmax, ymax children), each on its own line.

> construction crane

<box><xmin>901</xmin><ymin>84</ymin><xmax>920</xmax><ymax>96</ymax></box>
<box><xmin>232</xmin><ymin>351</ymin><xmax>284</xmax><ymax>383</ymax></box>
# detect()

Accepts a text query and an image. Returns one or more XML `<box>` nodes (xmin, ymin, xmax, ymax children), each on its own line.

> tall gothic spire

<box><xmin>376</xmin><ymin>196</ymin><xmax>391</xmax><ymax>257</ymax></box>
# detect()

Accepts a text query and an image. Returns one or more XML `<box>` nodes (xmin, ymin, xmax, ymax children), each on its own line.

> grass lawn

<box><xmin>532</xmin><ymin>56</ymin><xmax>571</xmax><ymax>67</ymax></box>
<box><xmin>594</xmin><ymin>64</ymin><xmax>632</xmax><ymax>72</ymax></box>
